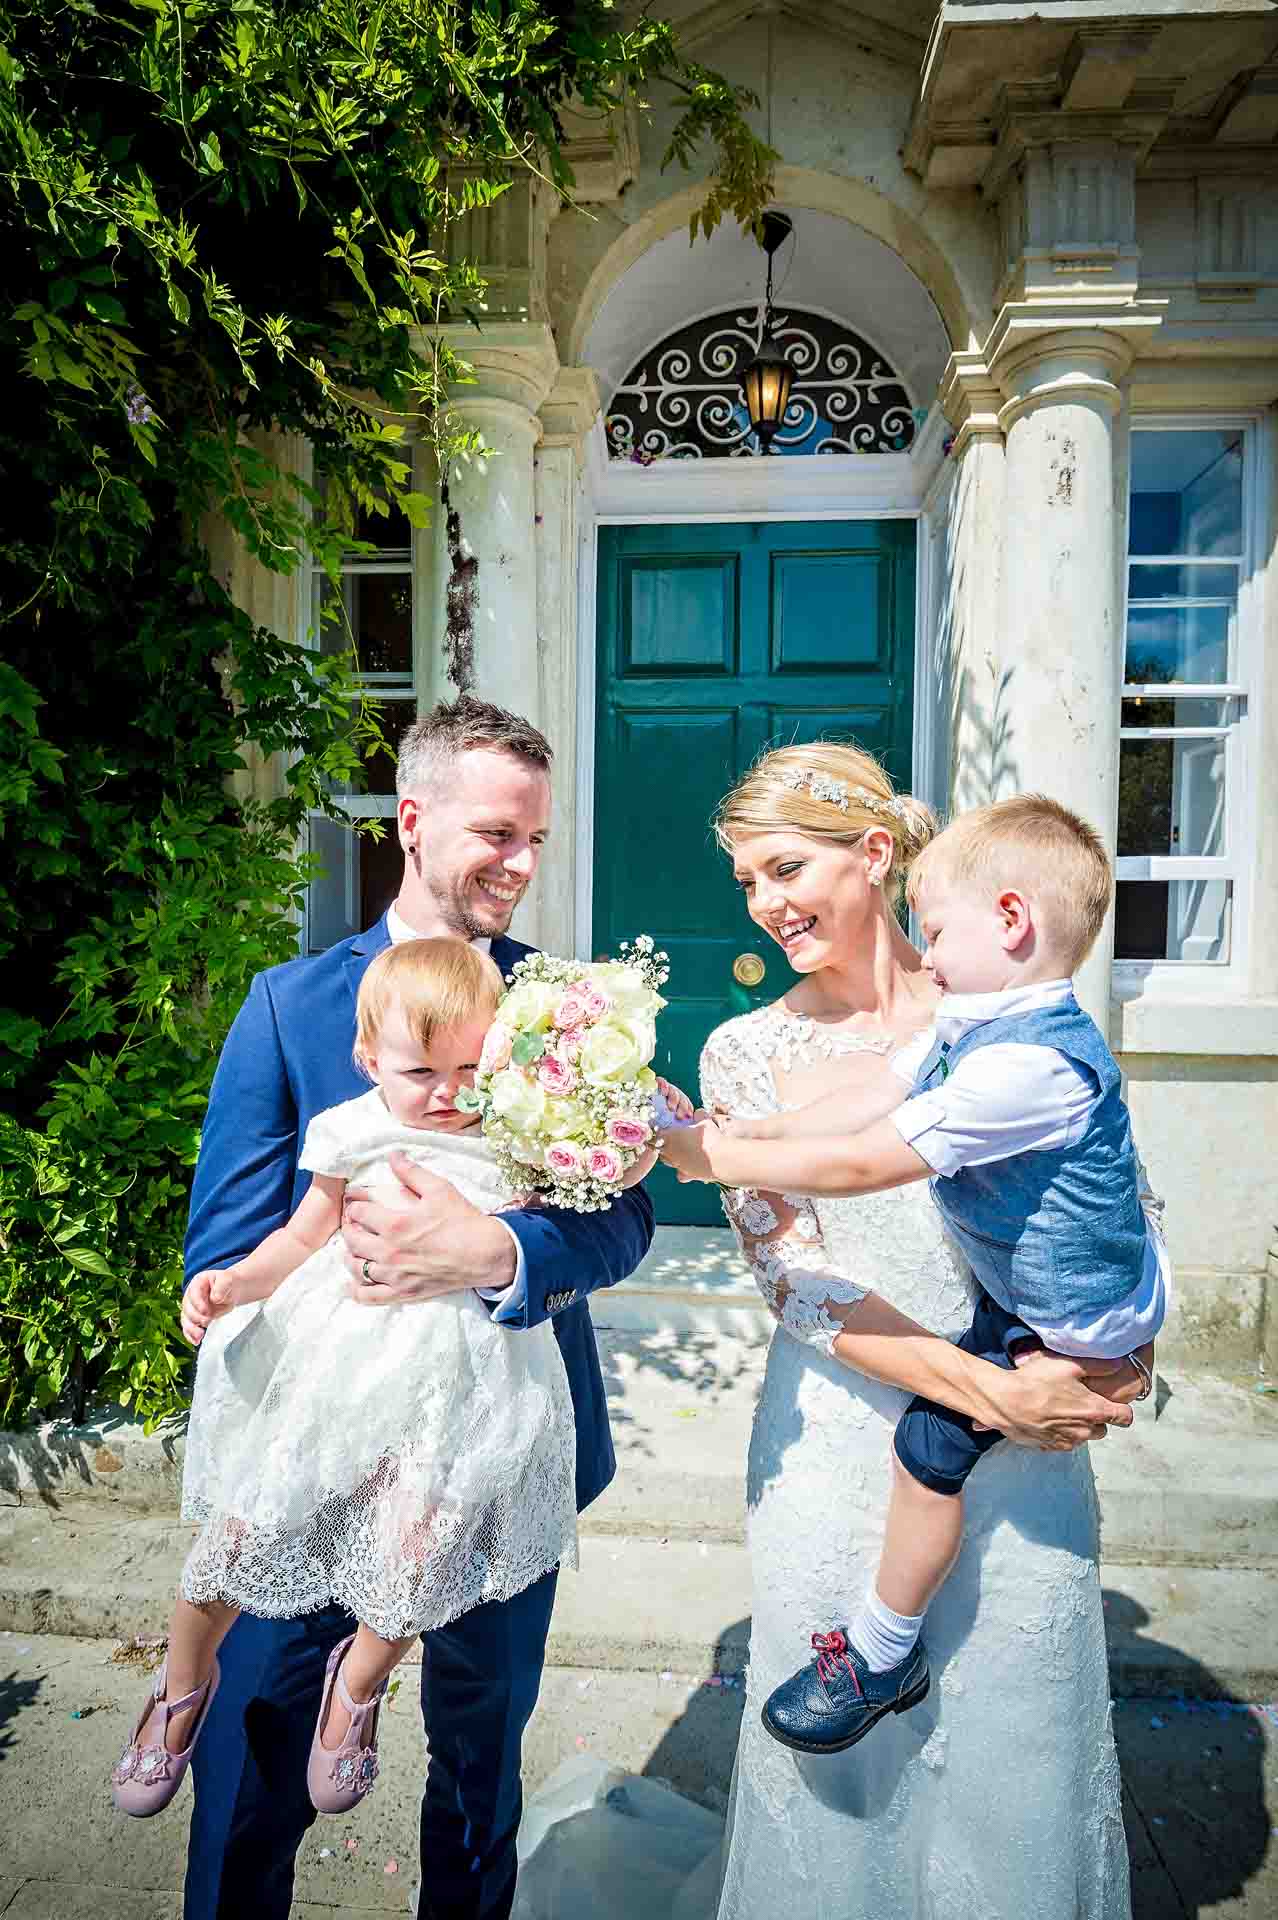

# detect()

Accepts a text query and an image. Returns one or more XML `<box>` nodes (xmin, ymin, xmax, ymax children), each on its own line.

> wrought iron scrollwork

<box><xmin>606</xmin><ymin>306</ymin><xmax>915</xmax><ymax>460</ymax></box>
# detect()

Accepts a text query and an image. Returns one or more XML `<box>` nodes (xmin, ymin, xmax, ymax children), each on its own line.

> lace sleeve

<box><xmin>699</xmin><ymin>1024</ymin><xmax>869</xmax><ymax>1356</ymax></box>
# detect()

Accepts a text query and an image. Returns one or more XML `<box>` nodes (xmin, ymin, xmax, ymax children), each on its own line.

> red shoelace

<box><xmin>812</xmin><ymin>1630</ymin><xmax>861</xmax><ymax>1692</ymax></box>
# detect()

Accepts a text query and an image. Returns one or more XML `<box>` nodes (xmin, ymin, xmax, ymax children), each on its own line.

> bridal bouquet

<box><xmin>457</xmin><ymin>936</ymin><xmax>670</xmax><ymax>1212</ymax></box>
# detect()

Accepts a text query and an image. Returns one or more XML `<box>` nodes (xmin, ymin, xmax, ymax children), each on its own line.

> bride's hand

<box><xmin>988</xmin><ymin>1353</ymin><xmax>1135</xmax><ymax>1451</ymax></box>
<box><xmin>657</xmin><ymin>1118</ymin><xmax>722</xmax><ymax>1183</ymax></box>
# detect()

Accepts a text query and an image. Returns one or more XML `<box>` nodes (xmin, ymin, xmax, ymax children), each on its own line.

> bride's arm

<box><xmin>721</xmin><ymin>1186</ymin><xmax>1134</xmax><ymax>1450</ymax></box>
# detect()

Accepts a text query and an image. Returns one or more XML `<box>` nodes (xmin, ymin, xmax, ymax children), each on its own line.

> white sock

<box><xmin>849</xmin><ymin>1585</ymin><xmax>924</xmax><ymax>1674</ymax></box>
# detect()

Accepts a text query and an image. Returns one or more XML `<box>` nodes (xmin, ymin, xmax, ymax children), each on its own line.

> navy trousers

<box><xmin>185</xmin><ymin>1568</ymin><xmax>559</xmax><ymax>1920</ymax></box>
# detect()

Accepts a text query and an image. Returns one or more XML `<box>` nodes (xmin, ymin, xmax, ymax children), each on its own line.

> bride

<box><xmin>515</xmin><ymin>741</ymin><xmax>1141</xmax><ymax>1920</ymax></box>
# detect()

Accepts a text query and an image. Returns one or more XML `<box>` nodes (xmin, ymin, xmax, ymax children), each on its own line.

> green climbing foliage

<box><xmin>0</xmin><ymin>0</ymin><xmax>775</xmax><ymax>1429</ymax></box>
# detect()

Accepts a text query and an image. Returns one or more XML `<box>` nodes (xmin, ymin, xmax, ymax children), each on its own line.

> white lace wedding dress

<box><xmin>513</xmin><ymin>1005</ymin><xmax>1131</xmax><ymax>1920</ymax></box>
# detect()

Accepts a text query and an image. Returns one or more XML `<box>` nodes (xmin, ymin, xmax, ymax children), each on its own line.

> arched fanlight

<box><xmin>743</xmin><ymin>211</ymin><xmax>795</xmax><ymax>452</ymax></box>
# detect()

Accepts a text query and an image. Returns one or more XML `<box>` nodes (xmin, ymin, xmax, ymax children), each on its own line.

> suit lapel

<box><xmin>490</xmin><ymin>933</ymin><xmax>534</xmax><ymax>978</ymax></box>
<box><xmin>343</xmin><ymin>915</ymin><xmax>393</xmax><ymax>1010</ymax></box>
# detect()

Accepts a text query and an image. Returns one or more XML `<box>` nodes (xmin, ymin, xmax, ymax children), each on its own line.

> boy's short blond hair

<box><xmin>354</xmin><ymin>938</ymin><xmax>503</xmax><ymax>1075</ymax></box>
<box><xmin>906</xmin><ymin>795</ymin><xmax>1113</xmax><ymax>972</ymax></box>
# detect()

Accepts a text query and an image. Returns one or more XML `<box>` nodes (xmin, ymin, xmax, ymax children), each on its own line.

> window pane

<box><xmin>314</xmin><ymin>571</ymin><xmax>413</xmax><ymax>674</ymax></box>
<box><xmin>1129</xmin><ymin>430</ymin><xmax>1243</xmax><ymax>556</ymax></box>
<box><xmin>1128</xmin><ymin>563</ymin><xmax>1239</xmax><ymax>602</ymax></box>
<box><xmin>1118</xmin><ymin>736</ymin><xmax>1226</xmax><ymax>857</ymax></box>
<box><xmin>1115</xmin><ymin>880</ymin><xmax>1232</xmax><ymax>963</ymax></box>
<box><xmin>1121</xmin><ymin>696</ymin><xmax>1230</xmax><ymax>728</ymax></box>
<box><xmin>1125</xmin><ymin>603</ymin><xmax>1230</xmax><ymax>685</ymax></box>
<box><xmin>306</xmin><ymin>817</ymin><xmax>403</xmax><ymax>952</ymax></box>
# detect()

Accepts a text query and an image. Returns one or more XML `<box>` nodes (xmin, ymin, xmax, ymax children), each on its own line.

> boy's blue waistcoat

<box><xmin>915</xmin><ymin>995</ymin><xmax>1145</xmax><ymax>1325</ymax></box>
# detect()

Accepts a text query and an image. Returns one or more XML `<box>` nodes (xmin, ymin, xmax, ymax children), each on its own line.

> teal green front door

<box><xmin>593</xmin><ymin>519</ymin><xmax>917</xmax><ymax>1226</ymax></box>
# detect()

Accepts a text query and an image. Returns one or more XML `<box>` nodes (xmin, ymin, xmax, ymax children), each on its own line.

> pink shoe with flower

<box><xmin>111</xmin><ymin>1658</ymin><xmax>220</xmax><ymax>1817</ymax></box>
<box><xmin>307</xmin><ymin>1634</ymin><xmax>386</xmax><ymax>1814</ymax></box>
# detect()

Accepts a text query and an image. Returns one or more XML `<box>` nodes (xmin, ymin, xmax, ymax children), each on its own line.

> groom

<box><xmin>182</xmin><ymin>696</ymin><xmax>654</xmax><ymax>1920</ymax></box>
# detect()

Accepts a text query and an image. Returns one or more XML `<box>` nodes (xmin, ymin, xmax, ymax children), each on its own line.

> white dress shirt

<box><xmin>384</xmin><ymin>904</ymin><xmax>521</xmax><ymax>1306</ymax></box>
<box><xmin>889</xmin><ymin>979</ymin><xmax>1170</xmax><ymax>1359</ymax></box>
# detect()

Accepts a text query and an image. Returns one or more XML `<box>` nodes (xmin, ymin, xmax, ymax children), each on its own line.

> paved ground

<box><xmin>0</xmin><ymin>1632</ymin><xmax>1274</xmax><ymax>1918</ymax></box>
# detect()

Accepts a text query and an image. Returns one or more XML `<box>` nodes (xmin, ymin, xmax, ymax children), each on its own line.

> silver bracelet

<box><xmin>1126</xmin><ymin>1349</ymin><xmax>1153</xmax><ymax>1400</ymax></box>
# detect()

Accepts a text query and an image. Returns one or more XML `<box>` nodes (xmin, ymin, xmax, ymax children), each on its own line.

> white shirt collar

<box><xmin>385</xmin><ymin>903</ymin><xmax>492</xmax><ymax>955</ymax></box>
<box><xmin>934</xmin><ymin>977</ymin><xmax>1073</xmax><ymax>1045</ymax></box>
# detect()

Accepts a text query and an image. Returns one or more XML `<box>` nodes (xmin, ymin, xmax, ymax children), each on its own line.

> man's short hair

<box><xmin>396</xmin><ymin>695</ymin><xmax>553</xmax><ymax>798</ymax></box>
<box><xmin>906</xmin><ymin>794</ymin><xmax>1113</xmax><ymax>973</ymax></box>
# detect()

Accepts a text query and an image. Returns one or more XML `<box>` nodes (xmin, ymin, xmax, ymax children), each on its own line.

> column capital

<box><xmin>538</xmin><ymin>366</ymin><xmax>601</xmax><ymax>454</ymax></box>
<box><xmin>945</xmin><ymin>298</ymin><xmax>1165</xmax><ymax>445</ymax></box>
<box><xmin>427</xmin><ymin>321</ymin><xmax>560</xmax><ymax>418</ymax></box>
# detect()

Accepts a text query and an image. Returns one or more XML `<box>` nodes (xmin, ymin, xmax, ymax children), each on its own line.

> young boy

<box><xmin>658</xmin><ymin>794</ymin><xmax>1168</xmax><ymax>1755</ymax></box>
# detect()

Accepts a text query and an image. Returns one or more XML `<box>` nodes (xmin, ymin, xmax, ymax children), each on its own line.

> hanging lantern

<box><xmin>743</xmin><ymin>211</ymin><xmax>795</xmax><ymax>453</ymax></box>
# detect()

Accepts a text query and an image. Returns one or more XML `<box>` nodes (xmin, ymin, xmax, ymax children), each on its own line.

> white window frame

<box><xmin>300</xmin><ymin>473</ymin><xmax>416</xmax><ymax>956</ymax></box>
<box><xmin>1113</xmin><ymin>412</ymin><xmax>1266</xmax><ymax>999</ymax></box>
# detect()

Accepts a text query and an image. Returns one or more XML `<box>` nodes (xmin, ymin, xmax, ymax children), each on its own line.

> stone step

<box><xmin>1</xmin><ymin>1509</ymin><xmax>1274</xmax><ymax>1701</ymax></box>
<box><xmin>591</xmin><ymin>1324</ymin><xmax>1278</xmax><ymax>1569</ymax></box>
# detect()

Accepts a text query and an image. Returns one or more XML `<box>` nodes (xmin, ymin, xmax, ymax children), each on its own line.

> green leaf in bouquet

<box><xmin>511</xmin><ymin>1033</ymin><xmax>546</xmax><ymax>1067</ymax></box>
<box><xmin>453</xmin><ymin>1087</ymin><xmax>486</xmax><ymax>1114</ymax></box>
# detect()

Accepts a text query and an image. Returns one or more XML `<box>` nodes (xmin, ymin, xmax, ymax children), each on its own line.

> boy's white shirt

<box><xmin>887</xmin><ymin>978</ymin><xmax>1169</xmax><ymax>1360</ymax></box>
<box><xmin>385</xmin><ymin>904</ymin><xmax>520</xmax><ymax>1307</ymax></box>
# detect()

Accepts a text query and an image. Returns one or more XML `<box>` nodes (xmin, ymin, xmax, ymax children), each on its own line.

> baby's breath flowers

<box><xmin>457</xmin><ymin>937</ymin><xmax>671</xmax><ymax>1212</ymax></box>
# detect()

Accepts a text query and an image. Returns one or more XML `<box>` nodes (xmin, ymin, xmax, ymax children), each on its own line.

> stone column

<box><xmin>429</xmin><ymin>322</ymin><xmax>560</xmax><ymax>710</ymax></box>
<box><xmin>936</xmin><ymin>355</ymin><xmax>1009</xmax><ymax>815</ymax></box>
<box><xmin>986</xmin><ymin>302</ymin><xmax>1159</xmax><ymax>1022</ymax></box>
<box><xmin>523</xmin><ymin>368</ymin><xmax>600</xmax><ymax>956</ymax></box>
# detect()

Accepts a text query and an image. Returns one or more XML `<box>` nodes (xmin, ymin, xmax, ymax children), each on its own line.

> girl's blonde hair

<box><xmin>354</xmin><ymin>938</ymin><xmax>504</xmax><ymax>1075</ymax></box>
<box><xmin>906</xmin><ymin>795</ymin><xmax>1112</xmax><ymax>972</ymax></box>
<box><xmin>713</xmin><ymin>740</ymin><xmax>938</xmax><ymax>896</ymax></box>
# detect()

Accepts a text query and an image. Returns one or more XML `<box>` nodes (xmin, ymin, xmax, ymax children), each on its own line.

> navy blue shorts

<box><xmin>893</xmin><ymin>1291</ymin><xmax>1040</xmax><ymax>1497</ymax></box>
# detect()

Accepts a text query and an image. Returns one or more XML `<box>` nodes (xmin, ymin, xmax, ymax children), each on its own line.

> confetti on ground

<box><xmin>577</xmin><ymin>1676</ymin><xmax>595</xmax><ymax>1693</ymax></box>
<box><xmin>15</xmin><ymin>1645</ymin><xmax>31</xmax><ymax>1656</ymax></box>
<box><xmin>385</xmin><ymin>1859</ymin><xmax>399</xmax><ymax>1876</ymax></box>
<box><xmin>704</xmin><ymin>1675</ymin><xmax>724</xmax><ymax>1689</ymax></box>
<box><xmin>1152</xmin><ymin>1817</ymin><xmax>1166</xmax><ymax>1827</ymax></box>
<box><xmin>345</xmin><ymin>1838</ymin><xmax>359</xmax><ymax>1852</ymax></box>
<box><xmin>1150</xmin><ymin>1716</ymin><xmax>1165</xmax><ymax>1729</ymax></box>
<box><xmin>575</xmin><ymin>1736</ymin><xmax>588</xmax><ymax>1750</ymax></box>
<box><xmin>318</xmin><ymin>1848</ymin><xmax>333</xmax><ymax>1859</ymax></box>
<box><xmin>659</xmin><ymin>1671</ymin><xmax>674</xmax><ymax>1684</ymax></box>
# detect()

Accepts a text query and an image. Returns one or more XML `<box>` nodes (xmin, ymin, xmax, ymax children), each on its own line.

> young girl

<box><xmin>111</xmin><ymin>938</ymin><xmax>667</xmax><ymax>1819</ymax></box>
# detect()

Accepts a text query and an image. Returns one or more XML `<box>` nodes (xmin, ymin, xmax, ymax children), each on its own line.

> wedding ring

<box><xmin>361</xmin><ymin>1258</ymin><xmax>373</xmax><ymax>1283</ymax></box>
<box><xmin>1126</xmin><ymin>1349</ymin><xmax>1153</xmax><ymax>1400</ymax></box>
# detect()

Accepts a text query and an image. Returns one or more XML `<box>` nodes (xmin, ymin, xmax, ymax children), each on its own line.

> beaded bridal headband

<box><xmin>778</xmin><ymin>766</ymin><xmax>920</xmax><ymax>828</ymax></box>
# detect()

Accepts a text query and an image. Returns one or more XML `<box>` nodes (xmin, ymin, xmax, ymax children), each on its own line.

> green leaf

<box><xmin>199</xmin><ymin>134</ymin><xmax>223</xmax><ymax>174</ymax></box>
<box><xmin>49</xmin><ymin>277</ymin><xmax>79</xmax><ymax>313</ymax></box>
<box><xmin>56</xmin><ymin>1244</ymin><xmax>114</xmax><ymax>1277</ymax></box>
<box><xmin>83</xmin><ymin>292</ymin><xmax>127</xmax><ymax>325</ymax></box>
<box><xmin>511</xmin><ymin>1033</ymin><xmax>546</xmax><ymax>1067</ymax></box>
<box><xmin>166</xmin><ymin>281</ymin><xmax>191</xmax><ymax>325</ymax></box>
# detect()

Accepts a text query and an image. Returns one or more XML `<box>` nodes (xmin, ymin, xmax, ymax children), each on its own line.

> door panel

<box><xmin>595</xmin><ymin>520</ymin><xmax>916</xmax><ymax>1224</ymax></box>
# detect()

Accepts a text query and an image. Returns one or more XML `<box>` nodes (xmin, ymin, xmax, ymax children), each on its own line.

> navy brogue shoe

<box><xmin>761</xmin><ymin>1629</ymin><xmax>930</xmax><ymax>1755</ymax></box>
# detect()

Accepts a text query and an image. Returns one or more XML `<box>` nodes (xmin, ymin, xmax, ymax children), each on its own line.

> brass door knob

<box><xmin>733</xmin><ymin>952</ymin><xmax>766</xmax><ymax>988</ymax></box>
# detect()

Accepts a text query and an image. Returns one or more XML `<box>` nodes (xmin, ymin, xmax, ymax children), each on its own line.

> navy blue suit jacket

<box><xmin>184</xmin><ymin>916</ymin><xmax>654</xmax><ymax>1511</ymax></box>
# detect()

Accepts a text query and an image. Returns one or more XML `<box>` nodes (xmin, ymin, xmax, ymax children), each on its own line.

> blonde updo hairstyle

<box><xmin>713</xmin><ymin>741</ymin><xmax>939</xmax><ymax>901</ymax></box>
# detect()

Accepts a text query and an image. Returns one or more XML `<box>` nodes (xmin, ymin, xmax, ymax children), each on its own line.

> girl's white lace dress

<box><xmin>180</xmin><ymin>1090</ymin><xmax>578</xmax><ymax>1640</ymax></box>
<box><xmin>512</xmin><ymin>1006</ymin><xmax>1131</xmax><ymax>1920</ymax></box>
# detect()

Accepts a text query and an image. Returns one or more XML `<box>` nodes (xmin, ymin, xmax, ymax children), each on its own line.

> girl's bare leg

<box><xmin>153</xmin><ymin>1593</ymin><xmax>239</xmax><ymax>1752</ymax></box>
<box><xmin>320</xmin><ymin>1624</ymin><xmax>417</xmax><ymax>1751</ymax></box>
<box><xmin>874</xmin><ymin>1452</ymin><xmax>964</xmax><ymax>1619</ymax></box>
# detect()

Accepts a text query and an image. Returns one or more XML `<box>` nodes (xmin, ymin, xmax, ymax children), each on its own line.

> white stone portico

<box><xmin>223</xmin><ymin>0</ymin><xmax>1278</xmax><ymax>1374</ymax></box>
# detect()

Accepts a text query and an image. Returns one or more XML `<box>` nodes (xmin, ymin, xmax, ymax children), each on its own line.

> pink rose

<box><xmin>586</xmin><ymin>1145</ymin><xmax>623</xmax><ymax>1184</ymax></box>
<box><xmin>583</xmin><ymin>988</ymin><xmax>612</xmax><ymax>1022</ymax></box>
<box><xmin>559</xmin><ymin>1026</ymin><xmax>586</xmax><ymax>1061</ymax></box>
<box><xmin>545</xmin><ymin>1141</ymin><xmax>585</xmax><ymax>1177</ymax></box>
<box><xmin>478</xmin><ymin>1023</ymin><xmax>514</xmax><ymax>1076</ymax></box>
<box><xmin>553</xmin><ymin>991</ymin><xmax>590</xmax><ymax>1030</ymax></box>
<box><xmin>538</xmin><ymin>1054</ymin><xmax>578</xmax><ymax>1096</ymax></box>
<box><xmin>606</xmin><ymin>1116</ymin><xmax>651</xmax><ymax>1149</ymax></box>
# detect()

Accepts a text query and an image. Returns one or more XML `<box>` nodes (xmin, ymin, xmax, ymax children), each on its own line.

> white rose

<box><xmin>498</xmin><ymin>982</ymin><xmax>560</xmax><ymax>1034</ymax></box>
<box><xmin>543</xmin><ymin>1096</ymin><xmax>589</xmax><ymax>1140</ymax></box>
<box><xmin>610</xmin><ymin>1013</ymin><xmax>656</xmax><ymax>1067</ymax></box>
<box><xmin>588</xmin><ymin>963</ymin><xmax>662</xmax><ymax>1018</ymax></box>
<box><xmin>579</xmin><ymin>1023</ymin><xmax>643</xmax><ymax>1085</ymax></box>
<box><xmin>488</xmin><ymin>1068</ymin><xmax>547</xmax><ymax>1131</ymax></box>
